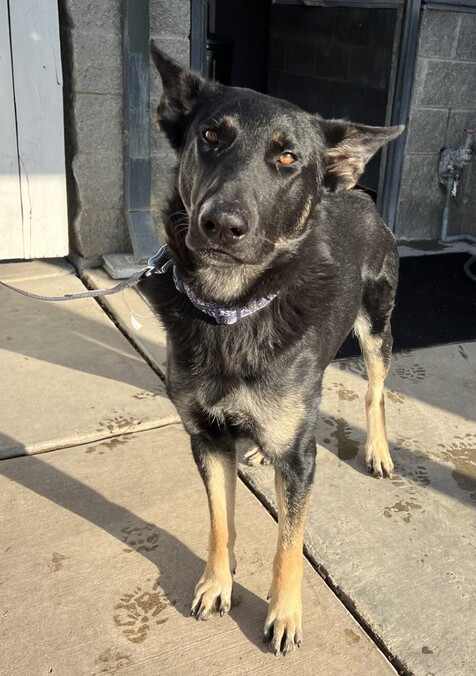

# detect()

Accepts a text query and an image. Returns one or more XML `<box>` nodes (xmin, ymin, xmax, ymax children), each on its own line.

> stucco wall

<box><xmin>60</xmin><ymin>0</ymin><xmax>190</xmax><ymax>261</ymax></box>
<box><xmin>396</xmin><ymin>9</ymin><xmax>476</xmax><ymax>241</ymax></box>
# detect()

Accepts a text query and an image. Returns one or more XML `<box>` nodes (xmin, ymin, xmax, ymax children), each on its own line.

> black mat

<box><xmin>336</xmin><ymin>253</ymin><xmax>476</xmax><ymax>359</ymax></box>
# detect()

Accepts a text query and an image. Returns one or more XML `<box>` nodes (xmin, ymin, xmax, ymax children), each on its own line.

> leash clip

<box><xmin>145</xmin><ymin>244</ymin><xmax>173</xmax><ymax>276</ymax></box>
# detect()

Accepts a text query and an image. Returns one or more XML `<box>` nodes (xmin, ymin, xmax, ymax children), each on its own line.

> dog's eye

<box><xmin>277</xmin><ymin>152</ymin><xmax>297</xmax><ymax>166</ymax></box>
<box><xmin>203</xmin><ymin>130</ymin><xmax>219</xmax><ymax>146</ymax></box>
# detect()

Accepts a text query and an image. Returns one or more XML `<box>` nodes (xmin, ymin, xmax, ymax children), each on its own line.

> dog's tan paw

<box><xmin>244</xmin><ymin>446</ymin><xmax>271</xmax><ymax>467</ymax></box>
<box><xmin>190</xmin><ymin>569</ymin><xmax>233</xmax><ymax>621</ymax></box>
<box><xmin>365</xmin><ymin>441</ymin><xmax>394</xmax><ymax>478</ymax></box>
<box><xmin>263</xmin><ymin>592</ymin><xmax>303</xmax><ymax>656</ymax></box>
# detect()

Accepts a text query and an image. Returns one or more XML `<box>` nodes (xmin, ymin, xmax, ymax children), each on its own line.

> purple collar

<box><xmin>173</xmin><ymin>266</ymin><xmax>277</xmax><ymax>325</ymax></box>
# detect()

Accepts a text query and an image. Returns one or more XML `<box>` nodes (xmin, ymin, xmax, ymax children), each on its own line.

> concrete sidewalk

<box><xmin>1</xmin><ymin>259</ymin><xmax>474</xmax><ymax>675</ymax></box>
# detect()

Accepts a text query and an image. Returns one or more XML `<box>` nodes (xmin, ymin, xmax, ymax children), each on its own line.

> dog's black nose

<box><xmin>199</xmin><ymin>204</ymin><xmax>250</xmax><ymax>244</ymax></box>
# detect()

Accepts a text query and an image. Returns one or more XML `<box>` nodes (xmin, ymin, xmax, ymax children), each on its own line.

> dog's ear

<box><xmin>150</xmin><ymin>41</ymin><xmax>209</xmax><ymax>150</ymax></box>
<box><xmin>321</xmin><ymin>120</ymin><xmax>404</xmax><ymax>191</ymax></box>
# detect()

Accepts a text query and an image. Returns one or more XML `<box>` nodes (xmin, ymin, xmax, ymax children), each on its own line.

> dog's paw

<box><xmin>263</xmin><ymin>592</ymin><xmax>303</xmax><ymax>656</ymax></box>
<box><xmin>190</xmin><ymin>568</ymin><xmax>233</xmax><ymax>621</ymax></box>
<box><xmin>366</xmin><ymin>442</ymin><xmax>394</xmax><ymax>478</ymax></box>
<box><xmin>244</xmin><ymin>446</ymin><xmax>271</xmax><ymax>467</ymax></box>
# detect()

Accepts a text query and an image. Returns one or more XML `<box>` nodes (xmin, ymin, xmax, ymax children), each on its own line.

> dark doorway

<box><xmin>208</xmin><ymin>0</ymin><xmax>399</xmax><ymax>197</ymax></box>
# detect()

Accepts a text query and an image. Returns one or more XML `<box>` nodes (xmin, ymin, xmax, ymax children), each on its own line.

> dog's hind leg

<box><xmin>190</xmin><ymin>435</ymin><xmax>237</xmax><ymax>620</ymax></box>
<box><xmin>354</xmin><ymin>276</ymin><xmax>395</xmax><ymax>478</ymax></box>
<box><xmin>264</xmin><ymin>438</ymin><xmax>316</xmax><ymax>655</ymax></box>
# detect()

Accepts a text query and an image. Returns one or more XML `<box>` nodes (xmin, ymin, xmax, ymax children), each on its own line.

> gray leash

<box><xmin>0</xmin><ymin>245</ymin><xmax>172</xmax><ymax>302</ymax></box>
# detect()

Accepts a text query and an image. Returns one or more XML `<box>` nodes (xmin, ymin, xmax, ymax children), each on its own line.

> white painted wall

<box><xmin>0</xmin><ymin>0</ymin><xmax>68</xmax><ymax>260</ymax></box>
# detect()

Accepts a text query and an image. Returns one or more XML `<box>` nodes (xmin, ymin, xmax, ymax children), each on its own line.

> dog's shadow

<box><xmin>0</xmin><ymin>449</ymin><xmax>269</xmax><ymax>652</ymax></box>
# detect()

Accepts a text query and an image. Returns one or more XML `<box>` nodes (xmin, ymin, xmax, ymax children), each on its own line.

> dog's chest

<box><xmin>202</xmin><ymin>382</ymin><xmax>306</xmax><ymax>454</ymax></box>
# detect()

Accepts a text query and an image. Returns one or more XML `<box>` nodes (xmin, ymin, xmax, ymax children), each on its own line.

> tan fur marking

<box><xmin>196</xmin><ymin>263</ymin><xmax>266</xmax><ymax>302</ymax></box>
<box><xmin>203</xmin><ymin>453</ymin><xmax>236</xmax><ymax>571</ymax></box>
<box><xmin>354</xmin><ymin>312</ymin><xmax>393</xmax><ymax>476</ymax></box>
<box><xmin>265</xmin><ymin>472</ymin><xmax>309</xmax><ymax>653</ymax></box>
<box><xmin>295</xmin><ymin>195</ymin><xmax>313</xmax><ymax>233</ymax></box>
<box><xmin>191</xmin><ymin>453</ymin><xmax>236</xmax><ymax>618</ymax></box>
<box><xmin>327</xmin><ymin>142</ymin><xmax>367</xmax><ymax>189</ymax></box>
<box><xmin>220</xmin><ymin>115</ymin><xmax>237</xmax><ymax>131</ymax></box>
<box><xmin>213</xmin><ymin>386</ymin><xmax>306</xmax><ymax>454</ymax></box>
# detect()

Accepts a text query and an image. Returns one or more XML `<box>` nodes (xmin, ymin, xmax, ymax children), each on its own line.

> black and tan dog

<box><xmin>143</xmin><ymin>43</ymin><xmax>403</xmax><ymax>656</ymax></box>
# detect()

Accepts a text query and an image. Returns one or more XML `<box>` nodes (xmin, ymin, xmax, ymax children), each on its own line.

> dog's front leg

<box><xmin>264</xmin><ymin>443</ymin><xmax>316</xmax><ymax>655</ymax></box>
<box><xmin>190</xmin><ymin>434</ymin><xmax>237</xmax><ymax>620</ymax></box>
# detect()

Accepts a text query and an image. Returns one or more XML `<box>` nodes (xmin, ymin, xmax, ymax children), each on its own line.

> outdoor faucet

<box><xmin>438</xmin><ymin>128</ymin><xmax>476</xmax><ymax>242</ymax></box>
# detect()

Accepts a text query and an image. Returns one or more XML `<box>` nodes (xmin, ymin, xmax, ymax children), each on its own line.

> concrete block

<box><xmin>64</xmin><ymin>0</ymin><xmax>121</xmax><ymax>33</ymax></box>
<box><xmin>267</xmin><ymin>68</ymin><xmax>280</xmax><ymax>97</ymax></box>
<box><xmin>405</xmin><ymin>107</ymin><xmax>448</xmax><ymax>154</ymax></box>
<box><xmin>270</xmin><ymin>5</ymin><xmax>303</xmax><ymax>40</ymax></box>
<box><xmin>445</xmin><ymin>110</ymin><xmax>476</xmax><ymax>147</ymax></box>
<box><xmin>268</xmin><ymin>37</ymin><xmax>285</xmax><ymax>70</ymax></box>
<box><xmin>70</xmin><ymin>28</ymin><xmax>122</xmax><ymax>94</ymax></box>
<box><xmin>73</xmin><ymin>206</ymin><xmax>130</xmax><ymax>259</ymax></box>
<box><xmin>72</xmin><ymin>152</ymin><xmax>124</xmax><ymax>208</ymax></box>
<box><xmin>328</xmin><ymin>81</ymin><xmax>387</xmax><ymax>126</ymax></box>
<box><xmin>419</xmin><ymin>9</ymin><xmax>460</xmax><ymax>58</ymax></box>
<box><xmin>284</xmin><ymin>38</ymin><xmax>315</xmax><ymax>76</ymax></box>
<box><xmin>456</xmin><ymin>12</ymin><xmax>476</xmax><ymax>61</ymax></box>
<box><xmin>150</xmin><ymin>0</ymin><xmax>190</xmax><ymax>38</ymax></box>
<box><xmin>279</xmin><ymin>73</ymin><xmax>331</xmax><ymax>117</ymax></box>
<box><xmin>333</xmin><ymin>7</ymin><xmax>373</xmax><ymax>47</ymax></box>
<box><xmin>314</xmin><ymin>42</ymin><xmax>349</xmax><ymax>81</ymax></box>
<box><xmin>348</xmin><ymin>46</ymin><xmax>391</xmax><ymax>91</ymax></box>
<box><xmin>369</xmin><ymin>11</ymin><xmax>398</xmax><ymax>49</ymax></box>
<box><xmin>396</xmin><ymin>154</ymin><xmax>445</xmax><ymax>239</ymax></box>
<box><xmin>417</xmin><ymin>60</ymin><xmax>476</xmax><ymax>108</ymax></box>
<box><xmin>74</xmin><ymin>93</ymin><xmax>123</xmax><ymax>154</ymax></box>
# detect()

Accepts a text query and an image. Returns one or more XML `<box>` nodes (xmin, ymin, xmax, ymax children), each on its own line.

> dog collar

<box><xmin>173</xmin><ymin>266</ymin><xmax>277</xmax><ymax>325</ymax></box>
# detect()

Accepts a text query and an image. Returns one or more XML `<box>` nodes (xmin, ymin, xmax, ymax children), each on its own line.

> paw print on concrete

<box><xmin>120</xmin><ymin>523</ymin><xmax>160</xmax><ymax>553</ymax></box>
<box><xmin>113</xmin><ymin>582</ymin><xmax>169</xmax><ymax>643</ymax></box>
<box><xmin>394</xmin><ymin>364</ymin><xmax>426</xmax><ymax>382</ymax></box>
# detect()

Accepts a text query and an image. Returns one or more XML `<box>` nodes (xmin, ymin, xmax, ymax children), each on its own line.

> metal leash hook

<box><xmin>145</xmin><ymin>244</ymin><xmax>173</xmax><ymax>276</ymax></box>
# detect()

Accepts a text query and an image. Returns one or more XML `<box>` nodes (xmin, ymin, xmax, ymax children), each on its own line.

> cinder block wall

<box><xmin>60</xmin><ymin>0</ymin><xmax>190</xmax><ymax>261</ymax></box>
<box><xmin>396</xmin><ymin>10</ymin><xmax>476</xmax><ymax>241</ymax></box>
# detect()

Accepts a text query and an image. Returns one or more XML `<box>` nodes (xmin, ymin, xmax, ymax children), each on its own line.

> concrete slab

<box><xmin>0</xmin><ymin>257</ymin><xmax>74</xmax><ymax>281</ymax></box>
<box><xmin>83</xmin><ymin>268</ymin><xmax>167</xmax><ymax>376</ymax></box>
<box><xmin>0</xmin><ymin>261</ymin><xmax>179</xmax><ymax>459</ymax></box>
<box><xmin>0</xmin><ymin>425</ymin><xmax>397</xmax><ymax>676</ymax></box>
<box><xmin>241</xmin><ymin>342</ymin><xmax>476</xmax><ymax>676</ymax></box>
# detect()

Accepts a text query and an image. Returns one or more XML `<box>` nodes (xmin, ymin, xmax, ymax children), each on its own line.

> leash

<box><xmin>0</xmin><ymin>245</ymin><xmax>172</xmax><ymax>302</ymax></box>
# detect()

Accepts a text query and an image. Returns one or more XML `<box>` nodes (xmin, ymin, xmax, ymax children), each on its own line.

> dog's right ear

<box><xmin>150</xmin><ymin>41</ymin><xmax>208</xmax><ymax>150</ymax></box>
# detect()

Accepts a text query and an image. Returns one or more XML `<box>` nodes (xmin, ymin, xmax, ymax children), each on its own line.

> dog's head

<box><xmin>151</xmin><ymin>43</ymin><xmax>403</xmax><ymax>298</ymax></box>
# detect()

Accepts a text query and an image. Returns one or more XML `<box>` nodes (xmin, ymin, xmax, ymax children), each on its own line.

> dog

<box><xmin>143</xmin><ymin>42</ymin><xmax>403</xmax><ymax>656</ymax></box>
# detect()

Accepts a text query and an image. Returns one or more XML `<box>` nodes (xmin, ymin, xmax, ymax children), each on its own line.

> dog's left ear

<box><xmin>150</xmin><ymin>41</ymin><xmax>209</xmax><ymax>150</ymax></box>
<box><xmin>321</xmin><ymin>120</ymin><xmax>405</xmax><ymax>191</ymax></box>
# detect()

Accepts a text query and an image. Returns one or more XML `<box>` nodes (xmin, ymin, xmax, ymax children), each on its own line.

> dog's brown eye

<box><xmin>277</xmin><ymin>152</ymin><xmax>297</xmax><ymax>166</ymax></box>
<box><xmin>203</xmin><ymin>130</ymin><xmax>219</xmax><ymax>145</ymax></box>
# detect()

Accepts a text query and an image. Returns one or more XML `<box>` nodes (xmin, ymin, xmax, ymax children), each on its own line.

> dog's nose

<box><xmin>199</xmin><ymin>204</ymin><xmax>250</xmax><ymax>245</ymax></box>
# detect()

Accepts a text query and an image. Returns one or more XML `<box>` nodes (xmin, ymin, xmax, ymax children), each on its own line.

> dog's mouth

<box><xmin>195</xmin><ymin>247</ymin><xmax>244</xmax><ymax>267</ymax></box>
